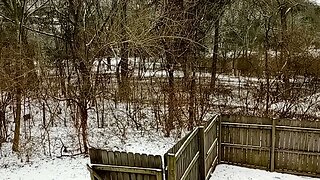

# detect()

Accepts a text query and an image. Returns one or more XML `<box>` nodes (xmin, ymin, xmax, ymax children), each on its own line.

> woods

<box><xmin>0</xmin><ymin>0</ymin><xmax>320</xmax><ymax>158</ymax></box>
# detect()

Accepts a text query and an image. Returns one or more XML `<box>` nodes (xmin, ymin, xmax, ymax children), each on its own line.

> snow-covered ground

<box><xmin>0</xmin><ymin>156</ymin><xmax>90</xmax><ymax>180</ymax></box>
<box><xmin>210</xmin><ymin>164</ymin><xmax>319</xmax><ymax>180</ymax></box>
<box><xmin>2</xmin><ymin>160</ymin><xmax>320</xmax><ymax>180</ymax></box>
<box><xmin>0</xmin><ymin>100</ymin><xmax>178</xmax><ymax>180</ymax></box>
<box><xmin>0</xmin><ymin>130</ymin><xmax>176</xmax><ymax>180</ymax></box>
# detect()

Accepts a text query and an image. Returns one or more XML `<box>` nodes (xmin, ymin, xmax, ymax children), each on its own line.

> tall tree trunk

<box><xmin>264</xmin><ymin>17</ymin><xmax>271</xmax><ymax>116</ymax></box>
<box><xmin>12</xmin><ymin>88</ymin><xmax>21</xmax><ymax>152</ymax></box>
<box><xmin>163</xmin><ymin>0</ymin><xmax>184</xmax><ymax>137</ymax></box>
<box><xmin>211</xmin><ymin>17</ymin><xmax>220</xmax><ymax>90</ymax></box>
<box><xmin>280</xmin><ymin>3</ymin><xmax>289</xmax><ymax>87</ymax></box>
<box><xmin>118</xmin><ymin>0</ymin><xmax>130</xmax><ymax>100</ymax></box>
<box><xmin>78</xmin><ymin>58</ymin><xmax>90</xmax><ymax>153</ymax></box>
<box><xmin>12</xmin><ymin>4</ymin><xmax>24</xmax><ymax>151</ymax></box>
<box><xmin>67</xmin><ymin>0</ymin><xmax>90</xmax><ymax>154</ymax></box>
<box><xmin>165</xmin><ymin>53</ymin><xmax>175</xmax><ymax>137</ymax></box>
<box><xmin>12</xmin><ymin>34</ymin><xmax>22</xmax><ymax>151</ymax></box>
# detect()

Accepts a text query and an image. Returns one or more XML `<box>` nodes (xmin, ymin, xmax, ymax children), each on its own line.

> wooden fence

<box><xmin>164</xmin><ymin>115</ymin><xmax>219</xmax><ymax>180</ymax></box>
<box><xmin>88</xmin><ymin>149</ymin><xmax>163</xmax><ymax>180</ymax></box>
<box><xmin>87</xmin><ymin>114</ymin><xmax>320</xmax><ymax>180</ymax></box>
<box><xmin>220</xmin><ymin>114</ymin><xmax>320</xmax><ymax>178</ymax></box>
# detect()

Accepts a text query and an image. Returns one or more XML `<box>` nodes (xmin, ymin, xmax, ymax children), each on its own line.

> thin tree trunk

<box><xmin>78</xmin><ymin>59</ymin><xmax>90</xmax><ymax>154</ymax></box>
<box><xmin>12</xmin><ymin>87</ymin><xmax>22</xmax><ymax>152</ymax></box>
<box><xmin>211</xmin><ymin>17</ymin><xmax>220</xmax><ymax>90</ymax></box>
<box><xmin>12</xmin><ymin>6</ymin><xmax>24</xmax><ymax>151</ymax></box>
<box><xmin>166</xmin><ymin>60</ymin><xmax>175</xmax><ymax>137</ymax></box>
<box><xmin>12</xmin><ymin>40</ymin><xmax>22</xmax><ymax>151</ymax></box>
<box><xmin>79</xmin><ymin>102</ymin><xmax>88</xmax><ymax>154</ymax></box>
<box><xmin>280</xmin><ymin>3</ymin><xmax>289</xmax><ymax>87</ymax></box>
<box><xmin>163</xmin><ymin>0</ymin><xmax>184</xmax><ymax>137</ymax></box>
<box><xmin>58</xmin><ymin>61</ymin><xmax>67</xmax><ymax>97</ymax></box>
<box><xmin>188</xmin><ymin>70</ymin><xmax>196</xmax><ymax>130</ymax></box>
<box><xmin>265</xmin><ymin>18</ymin><xmax>271</xmax><ymax>116</ymax></box>
<box><xmin>0</xmin><ymin>110</ymin><xmax>6</xmax><ymax>140</ymax></box>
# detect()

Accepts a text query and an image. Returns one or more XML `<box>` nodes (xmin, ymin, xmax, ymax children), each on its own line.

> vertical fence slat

<box><xmin>199</xmin><ymin>126</ymin><xmax>205</xmax><ymax>180</ymax></box>
<box><xmin>109</xmin><ymin>152</ymin><xmax>117</xmax><ymax>180</ymax></box>
<box><xmin>115</xmin><ymin>151</ymin><xmax>122</xmax><ymax>180</ymax></box>
<box><xmin>270</xmin><ymin>118</ymin><xmax>276</xmax><ymax>171</ymax></box>
<box><xmin>121</xmin><ymin>152</ymin><xmax>130</xmax><ymax>180</ymax></box>
<box><xmin>128</xmin><ymin>152</ymin><xmax>137</xmax><ymax>180</ymax></box>
<box><xmin>102</xmin><ymin>150</ymin><xmax>111</xmax><ymax>180</ymax></box>
<box><xmin>149</xmin><ymin>155</ymin><xmax>156</xmax><ymax>180</ymax></box>
<box><xmin>167</xmin><ymin>154</ymin><xmax>176</xmax><ymax>180</ymax></box>
<box><xmin>142</xmin><ymin>154</ymin><xmax>150</xmax><ymax>180</ymax></box>
<box><xmin>135</xmin><ymin>154</ymin><xmax>143</xmax><ymax>180</ymax></box>
<box><xmin>218</xmin><ymin>115</ymin><xmax>222</xmax><ymax>164</ymax></box>
<box><xmin>154</xmin><ymin>155</ymin><xmax>163</xmax><ymax>180</ymax></box>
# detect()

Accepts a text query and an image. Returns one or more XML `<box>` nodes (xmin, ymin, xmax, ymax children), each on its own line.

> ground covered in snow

<box><xmin>211</xmin><ymin>164</ymin><xmax>319</xmax><ymax>180</ymax></box>
<box><xmin>0</xmin><ymin>96</ymin><xmax>182</xmax><ymax>179</ymax></box>
<box><xmin>0</xmin><ymin>131</ymin><xmax>177</xmax><ymax>180</ymax></box>
<box><xmin>2</xmin><ymin>160</ymin><xmax>320</xmax><ymax>180</ymax></box>
<box><xmin>0</xmin><ymin>156</ymin><xmax>90</xmax><ymax>180</ymax></box>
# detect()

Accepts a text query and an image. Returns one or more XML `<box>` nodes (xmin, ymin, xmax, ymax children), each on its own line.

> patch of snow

<box><xmin>0</xmin><ymin>129</ymin><xmax>176</xmax><ymax>180</ymax></box>
<box><xmin>0</xmin><ymin>156</ymin><xmax>90</xmax><ymax>180</ymax></box>
<box><xmin>270</xmin><ymin>93</ymin><xmax>320</xmax><ymax>117</ymax></box>
<box><xmin>210</xmin><ymin>164</ymin><xmax>319</xmax><ymax>180</ymax></box>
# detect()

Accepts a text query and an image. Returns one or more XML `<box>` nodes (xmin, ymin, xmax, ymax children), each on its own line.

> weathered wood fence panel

<box><xmin>275</xmin><ymin>118</ymin><xmax>320</xmax><ymax>176</ymax></box>
<box><xmin>165</xmin><ymin>115</ymin><xmax>219</xmax><ymax>180</ymax></box>
<box><xmin>165</xmin><ymin>127</ymin><xmax>201</xmax><ymax>180</ymax></box>
<box><xmin>88</xmin><ymin>149</ymin><xmax>163</xmax><ymax>180</ymax></box>
<box><xmin>220</xmin><ymin>114</ymin><xmax>320</xmax><ymax>178</ymax></box>
<box><xmin>220</xmin><ymin>115</ymin><xmax>272</xmax><ymax>169</ymax></box>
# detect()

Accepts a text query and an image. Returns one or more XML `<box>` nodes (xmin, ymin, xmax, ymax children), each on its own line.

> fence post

<box><xmin>270</xmin><ymin>118</ymin><xmax>276</xmax><ymax>172</ymax></box>
<box><xmin>199</xmin><ymin>126</ymin><xmax>206</xmax><ymax>180</ymax></box>
<box><xmin>167</xmin><ymin>153</ymin><xmax>176</xmax><ymax>180</ymax></box>
<box><xmin>218</xmin><ymin>115</ymin><xmax>222</xmax><ymax>164</ymax></box>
